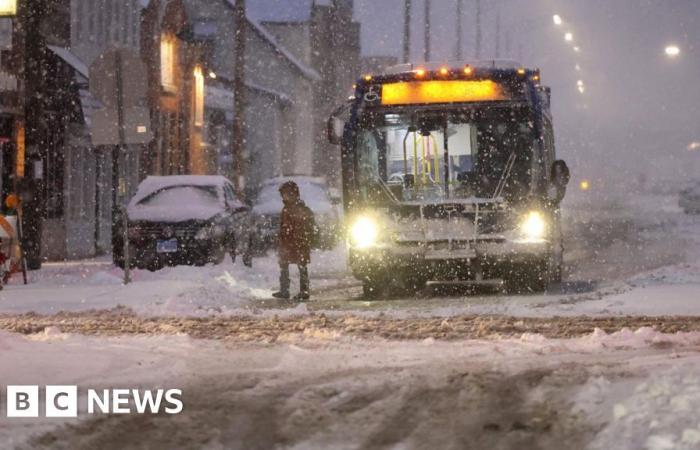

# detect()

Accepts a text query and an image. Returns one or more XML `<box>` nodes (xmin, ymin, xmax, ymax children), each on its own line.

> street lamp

<box><xmin>665</xmin><ymin>45</ymin><xmax>680</xmax><ymax>57</ymax></box>
<box><xmin>553</xmin><ymin>14</ymin><xmax>562</xmax><ymax>26</ymax></box>
<box><xmin>565</xmin><ymin>32</ymin><xmax>574</xmax><ymax>42</ymax></box>
<box><xmin>0</xmin><ymin>0</ymin><xmax>17</xmax><ymax>17</ymax></box>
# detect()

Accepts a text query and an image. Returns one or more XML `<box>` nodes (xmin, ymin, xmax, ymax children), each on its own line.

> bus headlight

<box><xmin>349</xmin><ymin>216</ymin><xmax>379</xmax><ymax>249</ymax></box>
<box><xmin>519</xmin><ymin>211</ymin><xmax>547</xmax><ymax>241</ymax></box>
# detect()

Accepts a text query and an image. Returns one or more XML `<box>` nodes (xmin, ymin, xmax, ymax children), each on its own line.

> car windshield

<box><xmin>137</xmin><ymin>185</ymin><xmax>221</xmax><ymax>209</ymax></box>
<box><xmin>355</xmin><ymin>108</ymin><xmax>537</xmax><ymax>205</ymax></box>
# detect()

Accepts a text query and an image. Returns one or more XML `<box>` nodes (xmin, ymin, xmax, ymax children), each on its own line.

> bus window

<box><xmin>356</xmin><ymin>111</ymin><xmax>536</xmax><ymax>204</ymax></box>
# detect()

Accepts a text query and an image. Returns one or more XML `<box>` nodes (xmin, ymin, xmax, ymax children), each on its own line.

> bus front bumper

<box><xmin>349</xmin><ymin>239</ymin><xmax>551</xmax><ymax>277</ymax></box>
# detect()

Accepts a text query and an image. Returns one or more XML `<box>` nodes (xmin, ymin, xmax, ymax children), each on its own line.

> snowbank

<box><xmin>0</xmin><ymin>247</ymin><xmax>348</xmax><ymax>317</ymax></box>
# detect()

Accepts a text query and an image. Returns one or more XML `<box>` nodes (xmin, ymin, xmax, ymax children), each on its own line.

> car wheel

<box><xmin>203</xmin><ymin>244</ymin><xmax>226</xmax><ymax>266</ymax></box>
<box><xmin>113</xmin><ymin>257</ymin><xmax>125</xmax><ymax>270</ymax></box>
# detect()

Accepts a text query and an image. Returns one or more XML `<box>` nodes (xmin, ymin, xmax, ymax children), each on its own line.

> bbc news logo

<box><xmin>3</xmin><ymin>386</ymin><xmax>183</xmax><ymax>418</ymax></box>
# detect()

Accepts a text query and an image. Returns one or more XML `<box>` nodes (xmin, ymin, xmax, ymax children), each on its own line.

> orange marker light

<box><xmin>464</xmin><ymin>66</ymin><xmax>473</xmax><ymax>75</ymax></box>
<box><xmin>439</xmin><ymin>67</ymin><xmax>449</xmax><ymax>75</ymax></box>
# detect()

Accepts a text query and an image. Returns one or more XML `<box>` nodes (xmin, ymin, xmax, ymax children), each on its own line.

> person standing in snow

<box><xmin>273</xmin><ymin>181</ymin><xmax>315</xmax><ymax>301</ymax></box>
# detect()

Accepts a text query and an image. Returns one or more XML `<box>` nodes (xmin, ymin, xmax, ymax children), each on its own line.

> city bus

<box><xmin>328</xmin><ymin>61</ymin><xmax>570</xmax><ymax>297</ymax></box>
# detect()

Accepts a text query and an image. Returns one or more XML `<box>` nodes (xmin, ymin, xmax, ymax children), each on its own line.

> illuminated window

<box><xmin>0</xmin><ymin>0</ymin><xmax>18</xmax><ymax>17</ymax></box>
<box><xmin>161</xmin><ymin>34</ymin><xmax>176</xmax><ymax>92</ymax></box>
<box><xmin>193</xmin><ymin>66</ymin><xmax>204</xmax><ymax>127</ymax></box>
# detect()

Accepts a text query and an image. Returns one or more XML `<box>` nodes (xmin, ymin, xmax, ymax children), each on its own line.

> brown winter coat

<box><xmin>278</xmin><ymin>200</ymin><xmax>315</xmax><ymax>265</ymax></box>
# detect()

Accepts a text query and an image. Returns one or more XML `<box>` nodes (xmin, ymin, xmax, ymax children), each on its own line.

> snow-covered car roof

<box><xmin>261</xmin><ymin>175</ymin><xmax>327</xmax><ymax>187</ymax></box>
<box><xmin>127</xmin><ymin>175</ymin><xmax>242</xmax><ymax>222</ymax></box>
<box><xmin>254</xmin><ymin>176</ymin><xmax>333</xmax><ymax>215</ymax></box>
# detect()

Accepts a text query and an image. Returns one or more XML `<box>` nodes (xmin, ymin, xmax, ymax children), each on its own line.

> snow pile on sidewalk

<box><xmin>0</xmin><ymin>247</ymin><xmax>347</xmax><ymax>317</ymax></box>
<box><xmin>587</xmin><ymin>363</ymin><xmax>700</xmax><ymax>450</ymax></box>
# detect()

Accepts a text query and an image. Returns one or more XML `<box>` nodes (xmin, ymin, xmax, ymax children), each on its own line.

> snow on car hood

<box><xmin>127</xmin><ymin>204</ymin><xmax>224</xmax><ymax>223</ymax></box>
<box><xmin>127</xmin><ymin>177</ymin><xmax>227</xmax><ymax>222</ymax></box>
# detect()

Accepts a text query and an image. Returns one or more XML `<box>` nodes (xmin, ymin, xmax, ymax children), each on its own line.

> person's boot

<box><xmin>273</xmin><ymin>264</ymin><xmax>291</xmax><ymax>299</ymax></box>
<box><xmin>292</xmin><ymin>293</ymin><xmax>309</xmax><ymax>301</ymax></box>
<box><xmin>295</xmin><ymin>265</ymin><xmax>310</xmax><ymax>301</ymax></box>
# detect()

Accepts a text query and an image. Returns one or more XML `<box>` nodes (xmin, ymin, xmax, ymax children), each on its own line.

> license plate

<box><xmin>156</xmin><ymin>239</ymin><xmax>178</xmax><ymax>253</ymax></box>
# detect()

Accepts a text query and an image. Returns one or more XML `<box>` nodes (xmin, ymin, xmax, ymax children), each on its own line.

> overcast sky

<box><xmin>353</xmin><ymin>0</ymin><xmax>700</xmax><ymax>183</ymax></box>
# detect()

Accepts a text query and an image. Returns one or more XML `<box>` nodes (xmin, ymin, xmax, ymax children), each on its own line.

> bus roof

<box><xmin>354</xmin><ymin>62</ymin><xmax>545</xmax><ymax>108</ymax></box>
<box><xmin>384</xmin><ymin>60</ymin><xmax>525</xmax><ymax>75</ymax></box>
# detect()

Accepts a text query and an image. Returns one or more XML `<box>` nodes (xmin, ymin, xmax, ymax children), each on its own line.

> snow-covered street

<box><xmin>2</xmin><ymin>189</ymin><xmax>700</xmax><ymax>449</ymax></box>
<box><xmin>2</xmin><ymin>0</ymin><xmax>699</xmax><ymax>448</ymax></box>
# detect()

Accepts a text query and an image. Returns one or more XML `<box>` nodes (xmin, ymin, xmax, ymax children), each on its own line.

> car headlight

<box><xmin>349</xmin><ymin>216</ymin><xmax>379</xmax><ymax>249</ymax></box>
<box><xmin>519</xmin><ymin>211</ymin><xmax>547</xmax><ymax>242</ymax></box>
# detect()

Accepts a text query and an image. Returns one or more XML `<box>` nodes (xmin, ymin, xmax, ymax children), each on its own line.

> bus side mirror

<box><xmin>327</xmin><ymin>116</ymin><xmax>345</xmax><ymax>145</ymax></box>
<box><xmin>327</xmin><ymin>100</ymin><xmax>353</xmax><ymax>145</ymax></box>
<box><xmin>551</xmin><ymin>160</ymin><xmax>570</xmax><ymax>188</ymax></box>
<box><xmin>549</xmin><ymin>160</ymin><xmax>570</xmax><ymax>204</ymax></box>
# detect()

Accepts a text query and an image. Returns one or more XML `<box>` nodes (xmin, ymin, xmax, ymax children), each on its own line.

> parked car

<box><xmin>251</xmin><ymin>176</ymin><xmax>341</xmax><ymax>252</ymax></box>
<box><xmin>680</xmin><ymin>182</ymin><xmax>700</xmax><ymax>214</ymax></box>
<box><xmin>113</xmin><ymin>175</ymin><xmax>250</xmax><ymax>271</ymax></box>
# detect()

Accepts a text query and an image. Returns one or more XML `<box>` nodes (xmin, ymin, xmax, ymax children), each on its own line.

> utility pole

<box><xmin>455</xmin><ymin>0</ymin><xmax>463</xmax><ymax>60</ymax></box>
<box><xmin>19</xmin><ymin>0</ymin><xmax>47</xmax><ymax>270</ymax></box>
<box><xmin>423</xmin><ymin>0</ymin><xmax>430</xmax><ymax>62</ymax></box>
<box><xmin>475</xmin><ymin>0</ymin><xmax>482</xmax><ymax>59</ymax></box>
<box><xmin>495</xmin><ymin>2</ymin><xmax>501</xmax><ymax>58</ymax></box>
<box><xmin>232</xmin><ymin>0</ymin><xmax>247</xmax><ymax>197</ymax></box>
<box><xmin>403</xmin><ymin>0</ymin><xmax>411</xmax><ymax>63</ymax></box>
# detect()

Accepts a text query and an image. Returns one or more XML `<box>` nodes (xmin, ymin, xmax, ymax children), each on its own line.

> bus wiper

<box><xmin>492</xmin><ymin>151</ymin><xmax>517</xmax><ymax>199</ymax></box>
<box><xmin>371</xmin><ymin>174</ymin><xmax>400</xmax><ymax>204</ymax></box>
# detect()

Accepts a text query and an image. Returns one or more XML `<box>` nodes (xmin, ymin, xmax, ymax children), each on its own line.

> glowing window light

<box><xmin>160</xmin><ymin>34</ymin><xmax>176</xmax><ymax>92</ymax></box>
<box><xmin>381</xmin><ymin>80</ymin><xmax>506</xmax><ymax>106</ymax></box>
<box><xmin>193</xmin><ymin>66</ymin><xmax>205</xmax><ymax>127</ymax></box>
<box><xmin>0</xmin><ymin>0</ymin><xmax>16</xmax><ymax>17</ymax></box>
<box><xmin>0</xmin><ymin>0</ymin><xmax>17</xmax><ymax>17</ymax></box>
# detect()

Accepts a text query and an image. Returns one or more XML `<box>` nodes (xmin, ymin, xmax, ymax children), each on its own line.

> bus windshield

<box><xmin>355</xmin><ymin>108</ymin><xmax>537</xmax><ymax>205</ymax></box>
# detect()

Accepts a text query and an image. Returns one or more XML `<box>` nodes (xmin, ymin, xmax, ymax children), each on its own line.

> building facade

<box><xmin>251</xmin><ymin>0</ymin><xmax>361</xmax><ymax>185</ymax></box>
<box><xmin>141</xmin><ymin>0</ymin><xmax>320</xmax><ymax>198</ymax></box>
<box><xmin>70</xmin><ymin>0</ymin><xmax>143</xmax><ymax>66</ymax></box>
